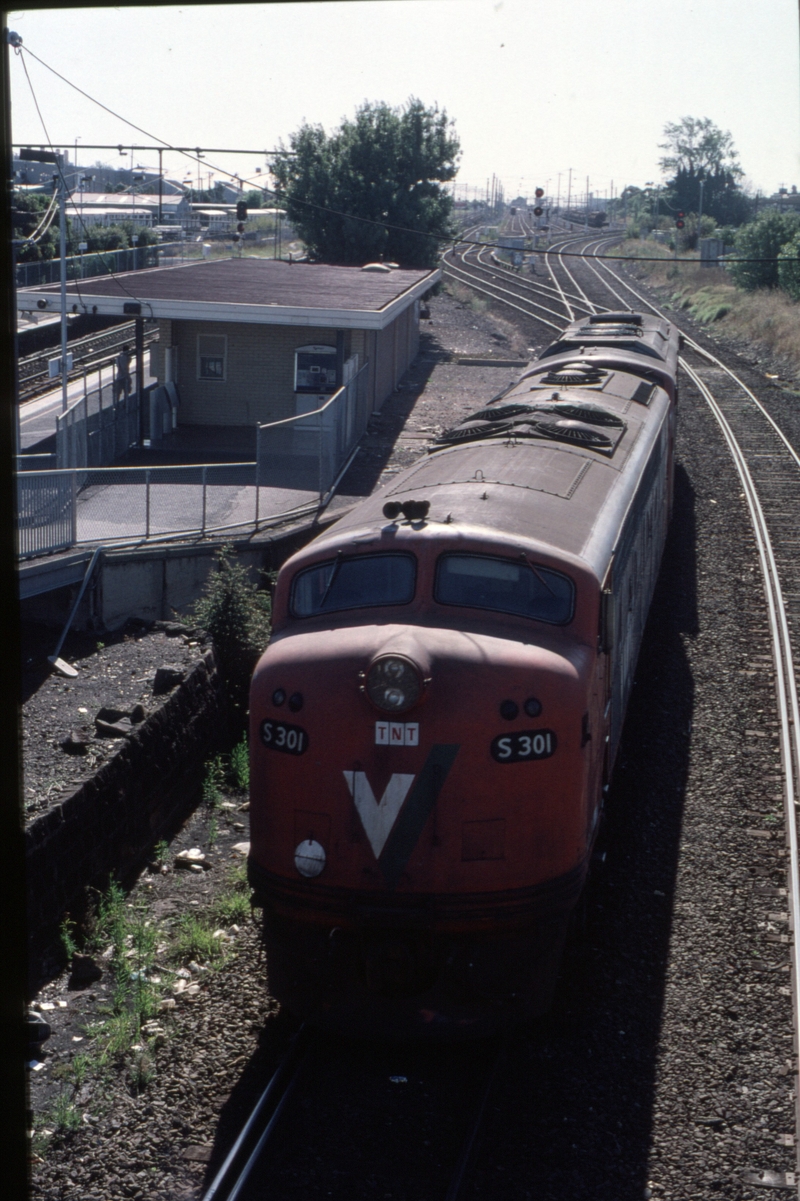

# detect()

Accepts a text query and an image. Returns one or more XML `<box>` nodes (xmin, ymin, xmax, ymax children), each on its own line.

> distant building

<box><xmin>64</xmin><ymin>192</ymin><xmax>192</xmax><ymax>229</ymax></box>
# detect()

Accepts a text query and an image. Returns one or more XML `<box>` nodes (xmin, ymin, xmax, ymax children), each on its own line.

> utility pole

<box><xmin>57</xmin><ymin>169</ymin><xmax>68</xmax><ymax>413</ymax></box>
<box><xmin>567</xmin><ymin>168</ymin><xmax>572</xmax><ymax>215</ymax></box>
<box><xmin>697</xmin><ymin>178</ymin><xmax>705</xmax><ymax>248</ymax></box>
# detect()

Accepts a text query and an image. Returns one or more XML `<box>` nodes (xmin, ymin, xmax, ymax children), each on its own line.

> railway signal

<box><xmin>533</xmin><ymin>187</ymin><xmax>544</xmax><ymax>218</ymax></box>
<box><xmin>676</xmin><ymin>212</ymin><xmax>685</xmax><ymax>229</ymax></box>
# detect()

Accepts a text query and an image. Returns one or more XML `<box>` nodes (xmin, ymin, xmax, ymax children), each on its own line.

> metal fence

<box><xmin>256</xmin><ymin>362</ymin><xmax>371</xmax><ymax>505</ymax></box>
<box><xmin>16</xmin><ymin>243</ymin><xmax>178</xmax><ymax>288</ymax></box>
<box><xmin>17</xmin><ymin>361</ymin><xmax>373</xmax><ymax>558</ymax></box>
<box><xmin>16</xmin><ymin>462</ymin><xmax>261</xmax><ymax>557</ymax></box>
<box><xmin>17</xmin><ymin>472</ymin><xmax>76</xmax><ymax>556</ymax></box>
<box><xmin>56</xmin><ymin>370</ymin><xmax>142</xmax><ymax>470</ymax></box>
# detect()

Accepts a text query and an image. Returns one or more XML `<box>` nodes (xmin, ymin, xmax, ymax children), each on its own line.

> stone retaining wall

<box><xmin>26</xmin><ymin>646</ymin><xmax>225</xmax><ymax>993</ymax></box>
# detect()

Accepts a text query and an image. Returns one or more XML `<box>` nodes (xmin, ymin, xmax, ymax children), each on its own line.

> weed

<box><xmin>229</xmin><ymin>736</ymin><xmax>249</xmax><ymax>792</ymax></box>
<box><xmin>130</xmin><ymin>916</ymin><xmax>158</xmax><ymax>961</ymax></box>
<box><xmin>60</xmin><ymin>917</ymin><xmax>78</xmax><ymax>961</ymax></box>
<box><xmin>51</xmin><ymin>1092</ymin><xmax>82</xmax><ymax>1134</ymax></box>
<box><xmin>171</xmin><ymin>914</ymin><xmax>225</xmax><ymax>965</ymax></box>
<box><xmin>191</xmin><ymin>544</ymin><xmax>272</xmax><ymax>729</ymax></box>
<box><xmin>128</xmin><ymin>1048</ymin><xmax>155</xmax><ymax>1091</ymax></box>
<box><xmin>212</xmin><ymin>889</ymin><xmax>251</xmax><ymax>926</ymax></box>
<box><xmin>70</xmin><ymin>1052</ymin><xmax>92</xmax><ymax>1088</ymax></box>
<box><xmin>202</xmin><ymin>754</ymin><xmax>226</xmax><ymax>810</ymax></box>
<box><xmin>96</xmin><ymin>641</ymin><xmax>105</xmax><ymax>652</ymax></box>
<box><xmin>227</xmin><ymin>862</ymin><xmax>250</xmax><ymax>892</ymax></box>
<box><xmin>153</xmin><ymin>839</ymin><xmax>170</xmax><ymax>866</ymax></box>
<box><xmin>208</xmin><ymin>815</ymin><xmax>218</xmax><ymax>847</ymax></box>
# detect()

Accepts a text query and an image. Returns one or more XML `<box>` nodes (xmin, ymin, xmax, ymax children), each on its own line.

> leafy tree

<box><xmin>659</xmin><ymin>116</ymin><xmax>742</xmax><ymax>178</ymax></box>
<box><xmin>13</xmin><ymin>192</ymin><xmax>60</xmax><ymax>262</ymax></box>
<box><xmin>660</xmin><ymin>117</ymin><xmax>750</xmax><ymax>226</ymax></box>
<box><xmin>270</xmin><ymin>98</ymin><xmax>460</xmax><ymax>267</ymax></box>
<box><xmin>243</xmin><ymin>189</ymin><xmax>264</xmax><ymax>210</ymax></box>
<box><xmin>730</xmin><ymin>212</ymin><xmax>800</xmax><ymax>291</ymax></box>
<box><xmin>777</xmin><ymin>230</ymin><xmax>800</xmax><ymax>299</ymax></box>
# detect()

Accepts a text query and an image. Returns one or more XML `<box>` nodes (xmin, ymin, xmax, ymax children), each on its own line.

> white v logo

<box><xmin>343</xmin><ymin>771</ymin><xmax>416</xmax><ymax>859</ymax></box>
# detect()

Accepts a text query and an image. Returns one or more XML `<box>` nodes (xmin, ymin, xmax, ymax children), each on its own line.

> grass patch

<box><xmin>229</xmin><ymin>736</ymin><xmax>249</xmax><ymax>792</ymax></box>
<box><xmin>611</xmin><ymin>238</ymin><xmax>800</xmax><ymax>376</ymax></box>
<box><xmin>171</xmin><ymin>914</ymin><xmax>226</xmax><ymax>964</ymax></box>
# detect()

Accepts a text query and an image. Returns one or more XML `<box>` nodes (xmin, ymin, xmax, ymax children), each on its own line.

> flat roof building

<box><xmin>17</xmin><ymin>257</ymin><xmax>439</xmax><ymax>430</ymax></box>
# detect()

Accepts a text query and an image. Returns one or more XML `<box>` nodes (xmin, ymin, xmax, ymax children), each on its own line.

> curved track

<box><xmin>446</xmin><ymin>231</ymin><xmax>800</xmax><ymax>1191</ymax></box>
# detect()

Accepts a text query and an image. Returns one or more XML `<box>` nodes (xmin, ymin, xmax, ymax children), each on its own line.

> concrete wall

<box><xmin>20</xmin><ymin>515</ymin><xmax>346</xmax><ymax>633</ymax></box>
<box><xmin>26</xmin><ymin>647</ymin><xmax>225</xmax><ymax>991</ymax></box>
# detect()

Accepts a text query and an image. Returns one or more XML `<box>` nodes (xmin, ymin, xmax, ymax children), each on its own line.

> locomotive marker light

<box><xmin>294</xmin><ymin>839</ymin><xmax>326</xmax><ymax>877</ymax></box>
<box><xmin>365</xmin><ymin>655</ymin><xmax>424</xmax><ymax>712</ymax></box>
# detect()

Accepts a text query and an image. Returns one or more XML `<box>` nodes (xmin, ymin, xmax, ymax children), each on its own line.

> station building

<box><xmin>16</xmin><ymin>257</ymin><xmax>439</xmax><ymax>431</ymax></box>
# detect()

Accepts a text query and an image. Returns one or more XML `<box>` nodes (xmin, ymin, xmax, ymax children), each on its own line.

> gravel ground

<box><xmin>21</xmin><ymin>622</ymin><xmax>206</xmax><ymax>825</ymax></box>
<box><xmin>24</xmin><ymin>275</ymin><xmax>800</xmax><ymax>1200</ymax></box>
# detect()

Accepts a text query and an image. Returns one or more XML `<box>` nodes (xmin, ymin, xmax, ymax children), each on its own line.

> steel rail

<box><xmin>443</xmin><ymin>1039</ymin><xmax>506</xmax><ymax>1201</ymax></box>
<box><xmin>575</xmin><ymin>245</ymin><xmax>800</xmax><ymax>1191</ymax></box>
<box><xmin>583</xmin><ymin>249</ymin><xmax>800</xmax><ymax>476</ymax></box>
<box><xmin>456</xmin><ymin>247</ymin><xmax>575</xmax><ymax>325</ymax></box>
<box><xmin>545</xmin><ymin>235</ymin><xmax>596</xmax><ymax>314</ymax></box>
<box><xmin>201</xmin><ymin>1025</ymin><xmax>314</xmax><ymax>1201</ymax></box>
<box><xmin>474</xmin><ymin>244</ymin><xmax>597</xmax><ymax>315</ymax></box>
<box><xmin>442</xmin><ymin>257</ymin><xmax>564</xmax><ymax>333</ymax></box>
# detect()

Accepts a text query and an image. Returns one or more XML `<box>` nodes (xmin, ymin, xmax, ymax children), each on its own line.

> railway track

<box><xmin>443</xmin><ymin>232</ymin><xmax>800</xmax><ymax>1193</ymax></box>
<box><xmin>18</xmin><ymin>320</ymin><xmax>159</xmax><ymax>402</ymax></box>
<box><xmin>201</xmin><ymin>1026</ymin><xmax>505</xmax><ymax>1201</ymax></box>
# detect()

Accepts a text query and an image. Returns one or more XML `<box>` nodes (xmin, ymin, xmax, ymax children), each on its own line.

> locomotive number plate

<box><xmin>490</xmin><ymin>729</ymin><xmax>557</xmax><ymax>763</ymax></box>
<box><xmin>260</xmin><ymin>719</ymin><xmax>308</xmax><ymax>755</ymax></box>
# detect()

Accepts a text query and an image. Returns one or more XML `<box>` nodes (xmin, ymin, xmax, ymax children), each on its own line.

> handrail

<box><xmin>257</xmin><ymin>361</ymin><xmax>370</xmax><ymax>432</ymax></box>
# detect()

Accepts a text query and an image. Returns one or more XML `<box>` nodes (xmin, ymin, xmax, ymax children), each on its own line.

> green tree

<box><xmin>659</xmin><ymin>116</ymin><xmax>742</xmax><ymax>178</ymax></box>
<box><xmin>777</xmin><ymin>229</ymin><xmax>800</xmax><ymax>299</ymax></box>
<box><xmin>270</xmin><ymin>98</ymin><xmax>460</xmax><ymax>267</ymax></box>
<box><xmin>730</xmin><ymin>212</ymin><xmax>800</xmax><ymax>291</ymax></box>
<box><xmin>660</xmin><ymin>117</ymin><xmax>750</xmax><ymax>226</ymax></box>
<box><xmin>13</xmin><ymin>192</ymin><xmax>60</xmax><ymax>263</ymax></box>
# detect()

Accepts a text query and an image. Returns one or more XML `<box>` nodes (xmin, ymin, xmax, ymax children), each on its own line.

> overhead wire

<box><xmin>14</xmin><ymin>43</ymin><xmax>789</xmax><ymax>268</ymax></box>
<box><xmin>15</xmin><ymin>44</ymin><xmax>154</xmax><ymax>315</ymax></box>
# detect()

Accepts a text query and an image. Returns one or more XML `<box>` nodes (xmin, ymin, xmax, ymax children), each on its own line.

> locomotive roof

<box><xmin>319</xmin><ymin>373</ymin><xmax>672</xmax><ymax>584</ymax></box>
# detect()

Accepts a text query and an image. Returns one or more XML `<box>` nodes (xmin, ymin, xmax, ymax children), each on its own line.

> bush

<box><xmin>730</xmin><ymin>212</ymin><xmax>800</xmax><ymax>291</ymax></box>
<box><xmin>778</xmin><ymin>230</ymin><xmax>800</xmax><ymax>300</ymax></box>
<box><xmin>192</xmin><ymin>545</ymin><xmax>272</xmax><ymax>731</ymax></box>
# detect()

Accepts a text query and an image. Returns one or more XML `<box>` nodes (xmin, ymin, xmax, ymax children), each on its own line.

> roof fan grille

<box><xmin>533</xmin><ymin>419</ymin><xmax>614</xmax><ymax>449</ymax></box>
<box><xmin>540</xmin><ymin>366</ymin><xmax>607</xmax><ymax>386</ymax></box>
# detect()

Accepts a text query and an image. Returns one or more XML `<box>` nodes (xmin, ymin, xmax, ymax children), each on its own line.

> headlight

<box><xmin>365</xmin><ymin>655</ymin><xmax>423</xmax><ymax>713</ymax></box>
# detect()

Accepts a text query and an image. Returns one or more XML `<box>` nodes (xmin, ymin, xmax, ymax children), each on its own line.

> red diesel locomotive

<box><xmin>248</xmin><ymin>311</ymin><xmax>681</xmax><ymax>1037</ymax></box>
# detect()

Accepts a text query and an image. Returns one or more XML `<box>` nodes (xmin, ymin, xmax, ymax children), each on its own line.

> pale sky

<box><xmin>7</xmin><ymin>0</ymin><xmax>800</xmax><ymax>201</ymax></box>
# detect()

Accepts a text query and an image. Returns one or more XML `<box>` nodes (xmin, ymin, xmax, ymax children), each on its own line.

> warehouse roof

<box><xmin>16</xmin><ymin>257</ymin><xmax>440</xmax><ymax>331</ymax></box>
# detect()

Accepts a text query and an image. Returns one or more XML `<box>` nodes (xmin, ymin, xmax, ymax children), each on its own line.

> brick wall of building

<box><xmin>155</xmin><ymin>304</ymin><xmax>420</xmax><ymax>427</ymax></box>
